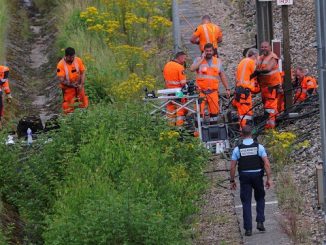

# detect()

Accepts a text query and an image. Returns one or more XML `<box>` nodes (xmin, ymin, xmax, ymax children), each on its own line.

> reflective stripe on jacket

<box><xmin>257</xmin><ymin>52</ymin><xmax>282</xmax><ymax>88</ymax></box>
<box><xmin>196</xmin><ymin>57</ymin><xmax>221</xmax><ymax>90</ymax></box>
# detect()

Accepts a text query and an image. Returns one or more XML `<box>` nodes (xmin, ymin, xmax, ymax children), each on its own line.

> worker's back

<box><xmin>236</xmin><ymin>58</ymin><xmax>256</xmax><ymax>90</ymax></box>
<box><xmin>194</xmin><ymin>23</ymin><xmax>222</xmax><ymax>51</ymax></box>
<box><xmin>163</xmin><ymin>61</ymin><xmax>186</xmax><ymax>89</ymax></box>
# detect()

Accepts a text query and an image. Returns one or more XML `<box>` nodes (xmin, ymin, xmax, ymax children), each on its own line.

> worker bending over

<box><xmin>57</xmin><ymin>47</ymin><xmax>89</xmax><ymax>114</ymax></box>
<box><xmin>0</xmin><ymin>66</ymin><xmax>12</xmax><ymax>128</ymax></box>
<box><xmin>293</xmin><ymin>67</ymin><xmax>318</xmax><ymax>103</ymax></box>
<box><xmin>163</xmin><ymin>51</ymin><xmax>187</xmax><ymax>126</ymax></box>
<box><xmin>255</xmin><ymin>41</ymin><xmax>282</xmax><ymax>129</ymax></box>
<box><xmin>232</xmin><ymin>49</ymin><xmax>260</xmax><ymax>128</ymax></box>
<box><xmin>190</xmin><ymin>15</ymin><xmax>223</xmax><ymax>56</ymax></box>
<box><xmin>190</xmin><ymin>43</ymin><xmax>230</xmax><ymax>123</ymax></box>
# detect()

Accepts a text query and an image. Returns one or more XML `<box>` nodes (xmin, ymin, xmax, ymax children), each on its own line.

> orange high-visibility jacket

<box><xmin>0</xmin><ymin>66</ymin><xmax>10</xmax><ymax>94</ymax></box>
<box><xmin>236</xmin><ymin>58</ymin><xmax>259</xmax><ymax>93</ymax></box>
<box><xmin>257</xmin><ymin>52</ymin><xmax>282</xmax><ymax>88</ymax></box>
<box><xmin>57</xmin><ymin>57</ymin><xmax>86</xmax><ymax>88</ymax></box>
<box><xmin>195</xmin><ymin>57</ymin><xmax>221</xmax><ymax>90</ymax></box>
<box><xmin>193</xmin><ymin>23</ymin><xmax>222</xmax><ymax>51</ymax></box>
<box><xmin>295</xmin><ymin>76</ymin><xmax>318</xmax><ymax>101</ymax></box>
<box><xmin>163</xmin><ymin>61</ymin><xmax>186</xmax><ymax>88</ymax></box>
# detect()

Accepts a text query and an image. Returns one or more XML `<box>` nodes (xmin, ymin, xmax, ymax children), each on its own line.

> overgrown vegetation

<box><xmin>0</xmin><ymin>105</ymin><xmax>208</xmax><ymax>244</ymax></box>
<box><xmin>55</xmin><ymin>0</ymin><xmax>172</xmax><ymax>103</ymax></box>
<box><xmin>263</xmin><ymin>130</ymin><xmax>310</xmax><ymax>243</ymax></box>
<box><xmin>0</xmin><ymin>0</ymin><xmax>210</xmax><ymax>243</ymax></box>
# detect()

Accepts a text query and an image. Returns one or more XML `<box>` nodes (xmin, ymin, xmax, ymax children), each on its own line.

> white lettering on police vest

<box><xmin>240</xmin><ymin>147</ymin><xmax>258</xmax><ymax>156</ymax></box>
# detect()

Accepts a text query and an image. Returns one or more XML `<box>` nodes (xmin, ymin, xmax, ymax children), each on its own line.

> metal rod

<box><xmin>195</xmin><ymin>98</ymin><xmax>202</xmax><ymax>141</ymax></box>
<box><xmin>172</xmin><ymin>0</ymin><xmax>181</xmax><ymax>53</ymax></box>
<box><xmin>315</xmin><ymin>0</ymin><xmax>326</xmax><ymax>208</ymax></box>
<box><xmin>180</xmin><ymin>13</ymin><xmax>195</xmax><ymax>30</ymax></box>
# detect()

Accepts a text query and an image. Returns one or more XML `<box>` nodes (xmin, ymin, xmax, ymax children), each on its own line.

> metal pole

<box><xmin>256</xmin><ymin>0</ymin><xmax>273</xmax><ymax>50</ymax></box>
<box><xmin>195</xmin><ymin>98</ymin><xmax>202</xmax><ymax>141</ymax></box>
<box><xmin>315</xmin><ymin>0</ymin><xmax>326</xmax><ymax>208</ymax></box>
<box><xmin>282</xmin><ymin>5</ymin><xmax>293</xmax><ymax>109</ymax></box>
<box><xmin>172</xmin><ymin>0</ymin><xmax>181</xmax><ymax>53</ymax></box>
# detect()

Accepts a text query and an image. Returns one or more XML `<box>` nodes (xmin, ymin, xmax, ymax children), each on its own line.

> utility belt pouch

<box><xmin>202</xmin><ymin>89</ymin><xmax>214</xmax><ymax>95</ymax></box>
<box><xmin>235</xmin><ymin>86</ymin><xmax>250</xmax><ymax>102</ymax></box>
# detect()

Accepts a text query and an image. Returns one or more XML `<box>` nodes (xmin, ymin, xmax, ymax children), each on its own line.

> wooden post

<box><xmin>282</xmin><ymin>5</ymin><xmax>293</xmax><ymax>109</ymax></box>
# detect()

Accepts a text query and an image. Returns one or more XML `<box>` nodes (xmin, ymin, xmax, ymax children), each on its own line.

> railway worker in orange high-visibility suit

<box><xmin>190</xmin><ymin>15</ymin><xmax>223</xmax><ymax>56</ymax></box>
<box><xmin>232</xmin><ymin>49</ymin><xmax>260</xmax><ymax>128</ymax></box>
<box><xmin>0</xmin><ymin>66</ymin><xmax>12</xmax><ymax>127</ymax></box>
<box><xmin>57</xmin><ymin>47</ymin><xmax>89</xmax><ymax>114</ymax></box>
<box><xmin>256</xmin><ymin>41</ymin><xmax>283</xmax><ymax>129</ymax></box>
<box><xmin>163</xmin><ymin>51</ymin><xmax>187</xmax><ymax>126</ymax></box>
<box><xmin>294</xmin><ymin>67</ymin><xmax>318</xmax><ymax>103</ymax></box>
<box><xmin>190</xmin><ymin>43</ymin><xmax>230</xmax><ymax>122</ymax></box>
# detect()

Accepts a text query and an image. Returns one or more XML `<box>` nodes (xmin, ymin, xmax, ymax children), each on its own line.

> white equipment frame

<box><xmin>144</xmin><ymin>94</ymin><xmax>204</xmax><ymax>141</ymax></box>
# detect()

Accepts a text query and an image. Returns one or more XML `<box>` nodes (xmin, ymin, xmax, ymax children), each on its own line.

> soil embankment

<box><xmin>6</xmin><ymin>0</ymin><xmax>59</xmax><ymax>124</ymax></box>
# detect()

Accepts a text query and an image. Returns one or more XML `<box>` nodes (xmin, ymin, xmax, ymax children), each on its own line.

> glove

<box><xmin>0</xmin><ymin>79</ymin><xmax>6</xmax><ymax>85</ymax></box>
<box><xmin>250</xmin><ymin>70</ymin><xmax>261</xmax><ymax>80</ymax></box>
<box><xmin>6</xmin><ymin>94</ymin><xmax>12</xmax><ymax>104</ymax></box>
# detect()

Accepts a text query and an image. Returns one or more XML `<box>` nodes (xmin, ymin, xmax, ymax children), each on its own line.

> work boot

<box><xmin>257</xmin><ymin>222</ymin><xmax>266</xmax><ymax>232</ymax></box>
<box><xmin>244</xmin><ymin>229</ymin><xmax>252</xmax><ymax>236</ymax></box>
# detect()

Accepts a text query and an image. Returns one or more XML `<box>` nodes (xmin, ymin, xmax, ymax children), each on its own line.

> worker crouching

<box><xmin>190</xmin><ymin>43</ymin><xmax>230</xmax><ymax>123</ymax></box>
<box><xmin>232</xmin><ymin>48</ymin><xmax>260</xmax><ymax>129</ymax></box>
<box><xmin>294</xmin><ymin>67</ymin><xmax>318</xmax><ymax>103</ymax></box>
<box><xmin>163</xmin><ymin>51</ymin><xmax>188</xmax><ymax>126</ymax></box>
<box><xmin>57</xmin><ymin>47</ymin><xmax>89</xmax><ymax>114</ymax></box>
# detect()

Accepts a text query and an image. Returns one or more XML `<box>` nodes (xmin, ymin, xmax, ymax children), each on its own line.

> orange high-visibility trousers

<box><xmin>62</xmin><ymin>87</ymin><xmax>89</xmax><ymax>114</ymax></box>
<box><xmin>277</xmin><ymin>92</ymin><xmax>284</xmax><ymax>112</ymax></box>
<box><xmin>166</xmin><ymin>99</ymin><xmax>187</xmax><ymax>126</ymax></box>
<box><xmin>261</xmin><ymin>87</ymin><xmax>278</xmax><ymax>129</ymax></box>
<box><xmin>200</xmin><ymin>90</ymin><xmax>219</xmax><ymax>116</ymax></box>
<box><xmin>232</xmin><ymin>94</ymin><xmax>253</xmax><ymax>129</ymax></box>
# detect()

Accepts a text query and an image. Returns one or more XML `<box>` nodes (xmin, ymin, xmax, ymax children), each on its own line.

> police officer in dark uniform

<box><xmin>230</xmin><ymin>125</ymin><xmax>272</xmax><ymax>236</ymax></box>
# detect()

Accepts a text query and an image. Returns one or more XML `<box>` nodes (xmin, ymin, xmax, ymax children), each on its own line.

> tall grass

<box><xmin>54</xmin><ymin>0</ymin><xmax>172</xmax><ymax>102</ymax></box>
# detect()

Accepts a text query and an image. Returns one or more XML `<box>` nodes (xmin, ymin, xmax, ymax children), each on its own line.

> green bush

<box><xmin>0</xmin><ymin>104</ymin><xmax>208</xmax><ymax>244</ymax></box>
<box><xmin>42</xmin><ymin>104</ymin><xmax>208</xmax><ymax>244</ymax></box>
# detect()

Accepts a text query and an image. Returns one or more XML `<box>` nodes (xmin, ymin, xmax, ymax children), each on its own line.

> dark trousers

<box><xmin>239</xmin><ymin>171</ymin><xmax>265</xmax><ymax>230</ymax></box>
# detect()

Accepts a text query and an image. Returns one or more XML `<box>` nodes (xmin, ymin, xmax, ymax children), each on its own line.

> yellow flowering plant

<box><xmin>78</xmin><ymin>1</ymin><xmax>172</xmax><ymax>100</ymax></box>
<box><xmin>264</xmin><ymin>130</ymin><xmax>310</xmax><ymax>172</ymax></box>
<box><xmin>111</xmin><ymin>73</ymin><xmax>155</xmax><ymax>100</ymax></box>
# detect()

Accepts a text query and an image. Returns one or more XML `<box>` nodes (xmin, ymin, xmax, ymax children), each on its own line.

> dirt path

<box><xmin>6</xmin><ymin>0</ymin><xmax>59</xmax><ymax>125</ymax></box>
<box><xmin>180</xmin><ymin>1</ymin><xmax>292</xmax><ymax>243</ymax></box>
<box><xmin>194</xmin><ymin>156</ymin><xmax>242</xmax><ymax>244</ymax></box>
<box><xmin>180</xmin><ymin>1</ymin><xmax>254</xmax><ymax>243</ymax></box>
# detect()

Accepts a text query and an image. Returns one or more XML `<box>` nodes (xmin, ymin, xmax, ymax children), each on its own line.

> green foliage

<box><xmin>276</xmin><ymin>173</ymin><xmax>308</xmax><ymax>243</ymax></box>
<box><xmin>41</xmin><ymin>104</ymin><xmax>208</xmax><ymax>244</ymax></box>
<box><xmin>55</xmin><ymin>0</ymin><xmax>171</xmax><ymax>102</ymax></box>
<box><xmin>0</xmin><ymin>105</ymin><xmax>208</xmax><ymax>244</ymax></box>
<box><xmin>0</xmin><ymin>0</ymin><xmax>208</xmax><ymax>243</ymax></box>
<box><xmin>262</xmin><ymin>130</ymin><xmax>310</xmax><ymax>243</ymax></box>
<box><xmin>263</xmin><ymin>130</ymin><xmax>296</xmax><ymax>172</ymax></box>
<box><xmin>263</xmin><ymin>130</ymin><xmax>310</xmax><ymax>172</ymax></box>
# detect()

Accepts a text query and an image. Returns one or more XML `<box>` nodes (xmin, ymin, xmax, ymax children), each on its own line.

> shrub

<box><xmin>42</xmin><ymin>104</ymin><xmax>208</xmax><ymax>244</ymax></box>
